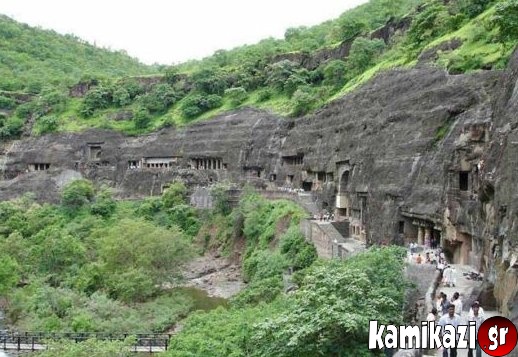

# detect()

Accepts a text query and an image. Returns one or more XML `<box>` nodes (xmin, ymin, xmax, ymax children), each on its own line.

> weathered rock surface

<box><xmin>2</xmin><ymin>49</ymin><xmax>518</xmax><ymax>321</ymax></box>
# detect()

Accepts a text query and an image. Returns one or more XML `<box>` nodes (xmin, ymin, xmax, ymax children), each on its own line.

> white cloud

<box><xmin>0</xmin><ymin>0</ymin><xmax>368</xmax><ymax>65</ymax></box>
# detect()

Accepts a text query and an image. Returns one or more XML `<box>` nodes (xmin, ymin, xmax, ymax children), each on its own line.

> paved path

<box><xmin>418</xmin><ymin>261</ymin><xmax>498</xmax><ymax>357</ymax></box>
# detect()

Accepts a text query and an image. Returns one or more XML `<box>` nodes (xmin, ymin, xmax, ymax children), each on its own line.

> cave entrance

<box><xmin>339</xmin><ymin>170</ymin><xmax>349</xmax><ymax>194</ymax></box>
<box><xmin>302</xmin><ymin>181</ymin><xmax>312</xmax><ymax>192</ymax></box>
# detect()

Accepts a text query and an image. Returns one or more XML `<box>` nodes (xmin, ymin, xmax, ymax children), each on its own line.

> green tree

<box><xmin>406</xmin><ymin>2</ymin><xmax>452</xmax><ymax>50</ymax></box>
<box><xmin>337</xmin><ymin>17</ymin><xmax>367</xmax><ymax>41</ymax></box>
<box><xmin>133</xmin><ymin>107</ymin><xmax>151</xmax><ymax>130</ymax></box>
<box><xmin>291</xmin><ymin>87</ymin><xmax>317</xmax><ymax>116</ymax></box>
<box><xmin>323</xmin><ymin>60</ymin><xmax>348</xmax><ymax>89</ymax></box>
<box><xmin>97</xmin><ymin>218</ymin><xmax>194</xmax><ymax>299</ymax></box>
<box><xmin>30</xmin><ymin>227</ymin><xmax>86</xmax><ymax>277</ymax></box>
<box><xmin>112</xmin><ymin>86</ymin><xmax>131</xmax><ymax>106</ymax></box>
<box><xmin>192</xmin><ymin>68</ymin><xmax>228</xmax><ymax>95</ymax></box>
<box><xmin>266</xmin><ymin>60</ymin><xmax>300</xmax><ymax>93</ymax></box>
<box><xmin>0</xmin><ymin>253</ymin><xmax>19</xmax><ymax>295</ymax></box>
<box><xmin>34</xmin><ymin>115</ymin><xmax>59</xmax><ymax>135</ymax></box>
<box><xmin>347</xmin><ymin>37</ymin><xmax>385</xmax><ymax>76</ymax></box>
<box><xmin>90</xmin><ymin>187</ymin><xmax>116</xmax><ymax>217</ymax></box>
<box><xmin>180</xmin><ymin>94</ymin><xmax>223</xmax><ymax>119</ymax></box>
<box><xmin>224</xmin><ymin>87</ymin><xmax>248</xmax><ymax>107</ymax></box>
<box><xmin>250</xmin><ymin>247</ymin><xmax>407</xmax><ymax>356</ymax></box>
<box><xmin>80</xmin><ymin>85</ymin><xmax>112</xmax><ymax>117</ymax></box>
<box><xmin>138</xmin><ymin>83</ymin><xmax>178</xmax><ymax>113</ymax></box>
<box><xmin>61</xmin><ymin>179</ymin><xmax>95</xmax><ymax>211</ymax></box>
<box><xmin>493</xmin><ymin>0</ymin><xmax>518</xmax><ymax>48</ymax></box>
<box><xmin>162</xmin><ymin>181</ymin><xmax>188</xmax><ymax>208</ymax></box>
<box><xmin>459</xmin><ymin>0</ymin><xmax>494</xmax><ymax>18</ymax></box>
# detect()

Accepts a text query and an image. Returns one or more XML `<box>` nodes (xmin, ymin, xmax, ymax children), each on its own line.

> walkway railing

<box><xmin>0</xmin><ymin>331</ymin><xmax>172</xmax><ymax>353</ymax></box>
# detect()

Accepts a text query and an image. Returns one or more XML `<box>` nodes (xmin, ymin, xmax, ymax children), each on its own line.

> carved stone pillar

<box><xmin>417</xmin><ymin>227</ymin><xmax>424</xmax><ymax>245</ymax></box>
<box><xmin>424</xmin><ymin>227</ymin><xmax>432</xmax><ymax>248</ymax></box>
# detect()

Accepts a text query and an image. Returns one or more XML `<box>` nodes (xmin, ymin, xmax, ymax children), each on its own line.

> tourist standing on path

<box><xmin>468</xmin><ymin>301</ymin><xmax>485</xmax><ymax>318</ymax></box>
<box><xmin>451</xmin><ymin>292</ymin><xmax>463</xmax><ymax>316</ymax></box>
<box><xmin>436</xmin><ymin>293</ymin><xmax>444</xmax><ymax>313</ymax></box>
<box><xmin>467</xmin><ymin>301</ymin><xmax>485</xmax><ymax>357</ymax></box>
<box><xmin>441</xmin><ymin>293</ymin><xmax>449</xmax><ymax>316</ymax></box>
<box><xmin>438</xmin><ymin>304</ymin><xmax>462</xmax><ymax>357</ymax></box>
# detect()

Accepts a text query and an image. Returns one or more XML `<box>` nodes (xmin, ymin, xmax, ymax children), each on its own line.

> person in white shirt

<box><xmin>438</xmin><ymin>304</ymin><xmax>462</xmax><ymax>357</ymax></box>
<box><xmin>468</xmin><ymin>301</ymin><xmax>485</xmax><ymax>318</ymax></box>
<box><xmin>451</xmin><ymin>292</ymin><xmax>463</xmax><ymax>316</ymax></box>
<box><xmin>467</xmin><ymin>302</ymin><xmax>485</xmax><ymax>357</ymax></box>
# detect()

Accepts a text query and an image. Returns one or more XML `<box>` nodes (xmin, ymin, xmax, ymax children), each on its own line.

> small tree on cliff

<box><xmin>493</xmin><ymin>0</ymin><xmax>518</xmax><ymax>50</ymax></box>
<box><xmin>61</xmin><ymin>179</ymin><xmax>95</xmax><ymax>212</ymax></box>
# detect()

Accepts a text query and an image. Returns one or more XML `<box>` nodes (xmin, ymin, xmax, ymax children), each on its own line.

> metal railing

<box><xmin>0</xmin><ymin>331</ymin><xmax>172</xmax><ymax>352</ymax></box>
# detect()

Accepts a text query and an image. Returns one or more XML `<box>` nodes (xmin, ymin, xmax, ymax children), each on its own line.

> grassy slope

<box><xmin>0</xmin><ymin>15</ymin><xmax>157</xmax><ymax>93</ymax></box>
<box><xmin>2</xmin><ymin>1</ymin><xmax>517</xmax><ymax>136</ymax></box>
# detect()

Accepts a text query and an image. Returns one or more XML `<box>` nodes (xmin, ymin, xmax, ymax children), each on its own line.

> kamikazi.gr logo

<box><xmin>368</xmin><ymin>316</ymin><xmax>517</xmax><ymax>356</ymax></box>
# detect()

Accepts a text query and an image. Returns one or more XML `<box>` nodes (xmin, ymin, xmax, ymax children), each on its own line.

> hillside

<box><xmin>0</xmin><ymin>0</ymin><xmax>517</xmax><ymax>140</ymax></box>
<box><xmin>0</xmin><ymin>14</ymin><xmax>156</xmax><ymax>93</ymax></box>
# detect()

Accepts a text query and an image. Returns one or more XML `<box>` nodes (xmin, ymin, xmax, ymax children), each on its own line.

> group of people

<box><xmin>426</xmin><ymin>292</ymin><xmax>486</xmax><ymax>357</ymax></box>
<box><xmin>278</xmin><ymin>186</ymin><xmax>305</xmax><ymax>193</ymax></box>
<box><xmin>316</xmin><ymin>211</ymin><xmax>334</xmax><ymax>222</ymax></box>
<box><xmin>409</xmin><ymin>247</ymin><xmax>457</xmax><ymax>287</ymax></box>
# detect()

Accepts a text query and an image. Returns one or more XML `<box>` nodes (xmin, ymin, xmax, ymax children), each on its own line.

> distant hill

<box><xmin>0</xmin><ymin>14</ymin><xmax>156</xmax><ymax>93</ymax></box>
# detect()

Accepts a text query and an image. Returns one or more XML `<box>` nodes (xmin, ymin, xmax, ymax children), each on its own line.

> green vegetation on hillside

<box><xmin>1</xmin><ymin>0</ymin><xmax>517</xmax><ymax>139</ymax></box>
<box><xmin>0</xmin><ymin>181</ymin><xmax>409</xmax><ymax>355</ymax></box>
<box><xmin>0</xmin><ymin>181</ymin><xmax>199</xmax><ymax>333</ymax></box>
<box><xmin>0</xmin><ymin>15</ymin><xmax>156</xmax><ymax>93</ymax></box>
<box><xmin>168</xmin><ymin>246</ymin><xmax>408</xmax><ymax>357</ymax></box>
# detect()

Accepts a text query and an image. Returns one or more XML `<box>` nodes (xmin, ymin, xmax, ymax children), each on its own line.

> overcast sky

<box><xmin>0</xmin><ymin>0</ymin><xmax>368</xmax><ymax>65</ymax></box>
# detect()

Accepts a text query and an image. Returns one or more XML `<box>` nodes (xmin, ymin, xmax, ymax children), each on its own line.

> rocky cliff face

<box><xmin>1</xmin><ymin>50</ymin><xmax>517</xmax><ymax>321</ymax></box>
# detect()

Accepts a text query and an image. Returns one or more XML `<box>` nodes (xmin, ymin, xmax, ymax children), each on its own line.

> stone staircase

<box><xmin>318</xmin><ymin>222</ymin><xmax>347</xmax><ymax>246</ymax></box>
<box><xmin>296</xmin><ymin>192</ymin><xmax>320</xmax><ymax>216</ymax></box>
<box><xmin>331</xmin><ymin>221</ymin><xmax>350</xmax><ymax>238</ymax></box>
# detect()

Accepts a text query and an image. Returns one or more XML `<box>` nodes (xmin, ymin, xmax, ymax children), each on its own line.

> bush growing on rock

<box><xmin>291</xmin><ymin>87</ymin><xmax>317</xmax><ymax>116</ymax></box>
<box><xmin>180</xmin><ymin>94</ymin><xmax>223</xmax><ymax>119</ymax></box>
<box><xmin>34</xmin><ymin>115</ymin><xmax>59</xmax><ymax>135</ymax></box>
<box><xmin>80</xmin><ymin>85</ymin><xmax>112</xmax><ymax>117</ymax></box>
<box><xmin>224</xmin><ymin>87</ymin><xmax>248</xmax><ymax>107</ymax></box>
<box><xmin>61</xmin><ymin>179</ymin><xmax>95</xmax><ymax>211</ymax></box>
<box><xmin>133</xmin><ymin>107</ymin><xmax>151</xmax><ymax>130</ymax></box>
<box><xmin>90</xmin><ymin>187</ymin><xmax>116</xmax><ymax>218</ymax></box>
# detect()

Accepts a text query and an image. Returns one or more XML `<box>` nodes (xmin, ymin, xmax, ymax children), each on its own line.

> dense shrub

<box><xmin>133</xmin><ymin>107</ymin><xmax>151</xmax><ymax>130</ymax></box>
<box><xmin>80</xmin><ymin>85</ymin><xmax>112</xmax><ymax>117</ymax></box>
<box><xmin>90</xmin><ymin>187</ymin><xmax>116</xmax><ymax>217</ymax></box>
<box><xmin>192</xmin><ymin>68</ymin><xmax>228</xmax><ymax>95</ymax></box>
<box><xmin>224</xmin><ymin>87</ymin><xmax>248</xmax><ymax>107</ymax></box>
<box><xmin>323</xmin><ymin>60</ymin><xmax>348</xmax><ymax>89</ymax></box>
<box><xmin>180</xmin><ymin>94</ymin><xmax>223</xmax><ymax>119</ymax></box>
<box><xmin>0</xmin><ymin>95</ymin><xmax>16</xmax><ymax>109</ymax></box>
<box><xmin>493</xmin><ymin>0</ymin><xmax>518</xmax><ymax>46</ymax></box>
<box><xmin>0</xmin><ymin>115</ymin><xmax>23</xmax><ymax>139</ymax></box>
<box><xmin>112</xmin><ymin>86</ymin><xmax>131</xmax><ymax>106</ymax></box>
<box><xmin>61</xmin><ymin>179</ymin><xmax>95</xmax><ymax>211</ymax></box>
<box><xmin>137</xmin><ymin>83</ymin><xmax>178</xmax><ymax>113</ymax></box>
<box><xmin>34</xmin><ymin>115</ymin><xmax>59</xmax><ymax>135</ymax></box>
<box><xmin>291</xmin><ymin>87</ymin><xmax>317</xmax><ymax>116</ymax></box>
<box><xmin>347</xmin><ymin>37</ymin><xmax>386</xmax><ymax>76</ymax></box>
<box><xmin>256</xmin><ymin>88</ymin><xmax>272</xmax><ymax>102</ymax></box>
